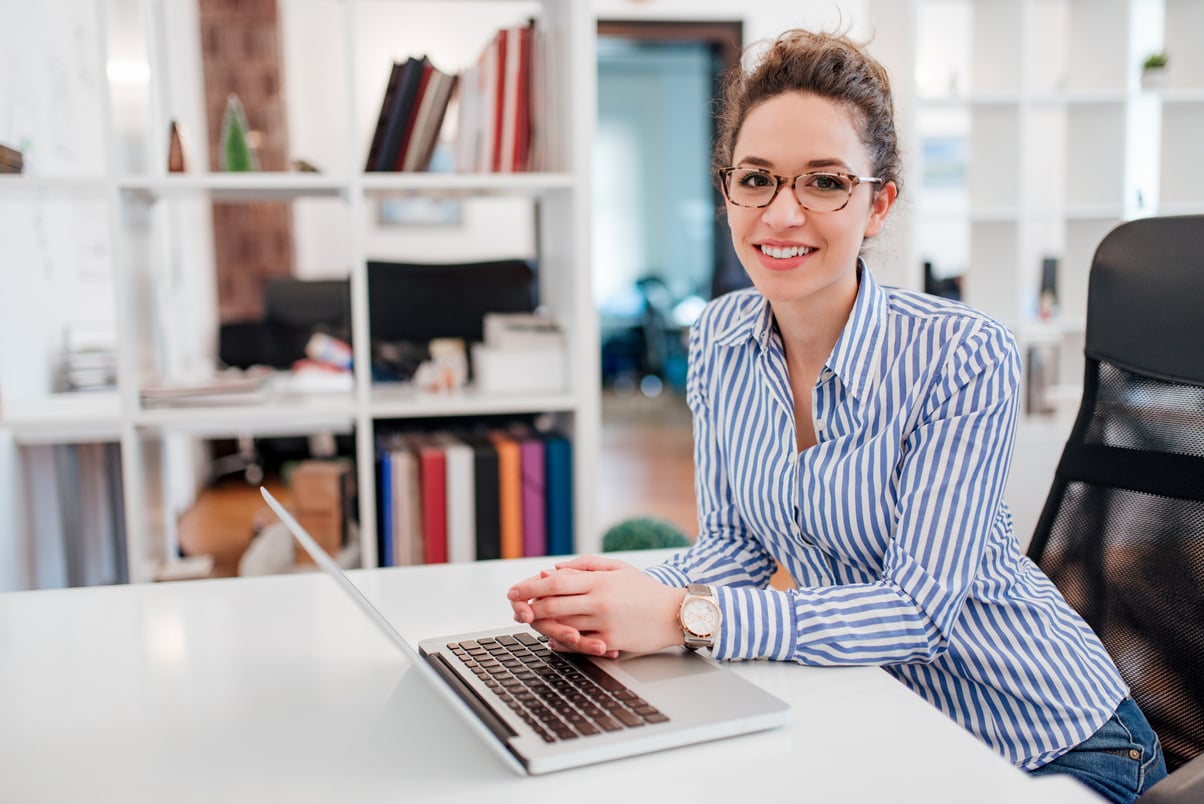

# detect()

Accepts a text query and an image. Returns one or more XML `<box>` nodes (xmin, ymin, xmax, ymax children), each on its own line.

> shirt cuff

<box><xmin>643</xmin><ymin>563</ymin><xmax>690</xmax><ymax>588</ymax></box>
<box><xmin>711</xmin><ymin>585</ymin><xmax>795</xmax><ymax>662</ymax></box>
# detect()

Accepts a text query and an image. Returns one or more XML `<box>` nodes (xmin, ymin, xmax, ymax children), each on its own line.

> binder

<box><xmin>436</xmin><ymin>432</ymin><xmax>476</xmax><ymax>563</ymax></box>
<box><xmin>515</xmin><ymin>428</ymin><xmax>546</xmax><ymax>557</ymax></box>
<box><xmin>412</xmin><ymin>434</ymin><xmax>448</xmax><ymax>564</ymax></box>
<box><xmin>373</xmin><ymin>56</ymin><xmax>426</xmax><ymax>172</ymax></box>
<box><xmin>365</xmin><ymin>61</ymin><xmax>404</xmax><ymax>172</ymax></box>
<box><xmin>542</xmin><ymin>431</ymin><xmax>574</xmax><ymax>556</ymax></box>
<box><xmin>488</xmin><ymin>430</ymin><xmax>523</xmax><ymax>559</ymax></box>
<box><xmin>391</xmin><ymin>438</ymin><xmax>424</xmax><ymax>566</ymax></box>
<box><xmin>459</xmin><ymin>432</ymin><xmax>501</xmax><ymax>561</ymax></box>
<box><xmin>377</xmin><ymin>444</ymin><xmax>394</xmax><ymax>567</ymax></box>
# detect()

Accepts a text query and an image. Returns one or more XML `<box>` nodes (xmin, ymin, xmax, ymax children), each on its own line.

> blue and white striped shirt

<box><xmin>646</xmin><ymin>267</ymin><xmax>1127</xmax><ymax>769</ymax></box>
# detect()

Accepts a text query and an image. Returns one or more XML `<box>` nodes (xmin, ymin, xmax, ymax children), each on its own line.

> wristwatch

<box><xmin>678</xmin><ymin>583</ymin><xmax>721</xmax><ymax>651</ymax></box>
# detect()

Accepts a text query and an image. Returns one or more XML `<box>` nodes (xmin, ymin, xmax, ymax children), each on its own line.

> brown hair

<box><xmin>713</xmin><ymin>29</ymin><xmax>902</xmax><ymax>196</ymax></box>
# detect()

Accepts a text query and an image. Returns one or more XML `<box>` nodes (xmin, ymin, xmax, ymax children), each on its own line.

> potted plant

<box><xmin>1142</xmin><ymin>52</ymin><xmax>1168</xmax><ymax>90</ymax></box>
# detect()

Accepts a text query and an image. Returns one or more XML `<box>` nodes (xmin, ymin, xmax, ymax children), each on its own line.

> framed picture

<box><xmin>377</xmin><ymin>196</ymin><xmax>462</xmax><ymax>227</ymax></box>
<box><xmin>921</xmin><ymin>136</ymin><xmax>967</xmax><ymax>188</ymax></box>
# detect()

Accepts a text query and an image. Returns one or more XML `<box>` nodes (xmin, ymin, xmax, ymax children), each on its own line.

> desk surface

<box><xmin>0</xmin><ymin>551</ymin><xmax>1100</xmax><ymax>803</ymax></box>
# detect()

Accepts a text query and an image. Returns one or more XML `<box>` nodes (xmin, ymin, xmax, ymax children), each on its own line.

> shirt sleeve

<box><xmin>661</xmin><ymin>318</ymin><xmax>1023</xmax><ymax>666</ymax></box>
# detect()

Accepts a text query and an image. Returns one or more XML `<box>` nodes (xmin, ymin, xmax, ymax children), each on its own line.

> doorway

<box><xmin>594</xmin><ymin>20</ymin><xmax>744</xmax><ymax>397</ymax></box>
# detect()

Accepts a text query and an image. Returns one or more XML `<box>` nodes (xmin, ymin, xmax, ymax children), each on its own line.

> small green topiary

<box><xmin>601</xmin><ymin>517</ymin><xmax>692</xmax><ymax>552</ymax></box>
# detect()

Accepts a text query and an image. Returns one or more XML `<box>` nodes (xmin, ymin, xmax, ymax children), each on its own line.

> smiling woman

<box><xmin>509</xmin><ymin>26</ymin><xmax>1168</xmax><ymax>804</ymax></box>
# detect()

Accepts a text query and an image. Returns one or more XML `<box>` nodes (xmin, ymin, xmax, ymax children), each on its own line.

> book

<box><xmin>499</xmin><ymin>20</ymin><xmax>534</xmax><ymax>172</ymax></box>
<box><xmin>512</xmin><ymin>427</ymin><xmax>546</xmax><ymax>556</ymax></box>
<box><xmin>542</xmin><ymin>431</ymin><xmax>574</xmax><ymax>556</ymax></box>
<box><xmin>373</xmin><ymin>56</ymin><xmax>426</xmax><ymax>172</ymax></box>
<box><xmin>393</xmin><ymin>60</ymin><xmax>434</xmax><ymax>171</ymax></box>
<box><xmin>390</xmin><ymin>438</ymin><xmax>424</xmax><ymax>566</ymax></box>
<box><xmin>413</xmin><ymin>434</ymin><xmax>448</xmax><ymax>564</ymax></box>
<box><xmin>498</xmin><ymin>26</ymin><xmax>520</xmax><ymax>173</ymax></box>
<box><xmin>488</xmin><ymin>430</ymin><xmax>524</xmax><ymax>559</ymax></box>
<box><xmin>478</xmin><ymin>33</ymin><xmax>500</xmax><ymax>173</ymax></box>
<box><xmin>403</xmin><ymin>65</ymin><xmax>457</xmax><ymax>172</ymax></box>
<box><xmin>458</xmin><ymin>432</ymin><xmax>501</xmax><ymax>561</ymax></box>
<box><xmin>377</xmin><ymin>444</ymin><xmax>394</xmax><ymax>566</ymax></box>
<box><xmin>488</xmin><ymin>29</ymin><xmax>508</xmax><ymax>173</ymax></box>
<box><xmin>365</xmin><ymin>61</ymin><xmax>404</xmax><ymax>172</ymax></box>
<box><xmin>435</xmin><ymin>432</ymin><xmax>475</xmax><ymax>563</ymax></box>
<box><xmin>454</xmin><ymin>62</ymin><xmax>482</xmax><ymax>172</ymax></box>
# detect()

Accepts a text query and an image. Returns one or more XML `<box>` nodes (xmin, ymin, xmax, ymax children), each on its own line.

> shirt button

<box><xmin>787</xmin><ymin>453</ymin><xmax>797</xmax><ymax>466</ymax></box>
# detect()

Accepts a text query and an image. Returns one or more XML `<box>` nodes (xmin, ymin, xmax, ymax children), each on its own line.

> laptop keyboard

<box><xmin>447</xmin><ymin>632</ymin><xmax>670</xmax><ymax>743</ymax></box>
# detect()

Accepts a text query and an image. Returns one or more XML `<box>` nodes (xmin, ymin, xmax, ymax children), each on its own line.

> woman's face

<box><xmin>725</xmin><ymin>91</ymin><xmax>895</xmax><ymax>310</ymax></box>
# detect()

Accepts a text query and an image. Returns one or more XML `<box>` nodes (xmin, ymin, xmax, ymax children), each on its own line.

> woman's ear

<box><xmin>863</xmin><ymin>181</ymin><xmax>897</xmax><ymax>238</ymax></box>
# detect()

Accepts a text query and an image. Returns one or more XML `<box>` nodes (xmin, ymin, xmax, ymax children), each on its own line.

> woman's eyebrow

<box><xmin>734</xmin><ymin>155</ymin><xmax>854</xmax><ymax>172</ymax></box>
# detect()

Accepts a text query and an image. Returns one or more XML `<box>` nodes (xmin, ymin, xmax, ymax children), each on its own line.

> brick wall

<box><xmin>198</xmin><ymin>0</ymin><xmax>294</xmax><ymax>323</ymax></box>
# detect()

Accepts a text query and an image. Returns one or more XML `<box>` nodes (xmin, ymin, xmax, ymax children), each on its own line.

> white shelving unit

<box><xmin>0</xmin><ymin>0</ymin><xmax>598</xmax><ymax>586</ymax></box>
<box><xmin>911</xmin><ymin>0</ymin><xmax>1204</xmax><ymax>419</ymax></box>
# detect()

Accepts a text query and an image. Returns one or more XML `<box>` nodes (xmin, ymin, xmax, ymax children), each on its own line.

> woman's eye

<box><xmin>808</xmin><ymin>174</ymin><xmax>850</xmax><ymax>193</ymax></box>
<box><xmin>737</xmin><ymin>170</ymin><xmax>774</xmax><ymax>188</ymax></box>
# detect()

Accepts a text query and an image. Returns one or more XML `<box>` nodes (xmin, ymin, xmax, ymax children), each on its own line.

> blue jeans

<box><xmin>1030</xmin><ymin>697</ymin><xmax>1168</xmax><ymax>803</ymax></box>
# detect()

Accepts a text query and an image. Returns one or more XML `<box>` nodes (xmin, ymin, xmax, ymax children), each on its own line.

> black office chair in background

<box><xmin>1026</xmin><ymin>216</ymin><xmax>1204</xmax><ymax>802</ymax></box>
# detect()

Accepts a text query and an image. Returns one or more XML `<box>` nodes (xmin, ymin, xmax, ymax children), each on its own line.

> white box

<box><xmin>483</xmin><ymin>313</ymin><xmax>563</xmax><ymax>349</ymax></box>
<box><xmin>471</xmin><ymin>343</ymin><xmax>566</xmax><ymax>394</ymax></box>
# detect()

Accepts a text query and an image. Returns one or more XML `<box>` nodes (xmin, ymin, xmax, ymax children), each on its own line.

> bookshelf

<box><xmin>909</xmin><ymin>0</ymin><xmax>1204</xmax><ymax>420</ymax></box>
<box><xmin>0</xmin><ymin>0</ymin><xmax>597</xmax><ymax>586</ymax></box>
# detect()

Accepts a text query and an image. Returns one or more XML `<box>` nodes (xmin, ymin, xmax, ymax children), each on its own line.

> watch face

<box><xmin>682</xmin><ymin>597</ymin><xmax>720</xmax><ymax>637</ymax></box>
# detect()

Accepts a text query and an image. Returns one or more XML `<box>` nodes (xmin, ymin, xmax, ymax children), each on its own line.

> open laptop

<box><xmin>261</xmin><ymin>487</ymin><xmax>790</xmax><ymax>775</ymax></box>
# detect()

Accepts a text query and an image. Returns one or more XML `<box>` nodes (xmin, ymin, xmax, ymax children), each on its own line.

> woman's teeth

<box><xmin>760</xmin><ymin>245</ymin><xmax>814</xmax><ymax>259</ymax></box>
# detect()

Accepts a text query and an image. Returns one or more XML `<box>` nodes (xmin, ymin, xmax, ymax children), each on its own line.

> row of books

<box><xmin>376</xmin><ymin>427</ymin><xmax>572</xmax><ymax>566</ymax></box>
<box><xmin>364</xmin><ymin>18</ymin><xmax>543</xmax><ymax>173</ymax></box>
<box><xmin>365</xmin><ymin>55</ymin><xmax>459</xmax><ymax>173</ymax></box>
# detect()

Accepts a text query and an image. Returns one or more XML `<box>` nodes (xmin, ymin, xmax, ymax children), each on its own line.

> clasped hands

<box><xmin>507</xmin><ymin>555</ymin><xmax>687</xmax><ymax>658</ymax></box>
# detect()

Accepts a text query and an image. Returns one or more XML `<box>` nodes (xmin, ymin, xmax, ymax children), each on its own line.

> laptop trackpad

<box><xmin>611</xmin><ymin>650</ymin><xmax>718</xmax><ymax>683</ymax></box>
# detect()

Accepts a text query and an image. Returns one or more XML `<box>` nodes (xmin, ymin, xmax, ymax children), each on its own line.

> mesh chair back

<box><xmin>1027</xmin><ymin>216</ymin><xmax>1204</xmax><ymax>772</ymax></box>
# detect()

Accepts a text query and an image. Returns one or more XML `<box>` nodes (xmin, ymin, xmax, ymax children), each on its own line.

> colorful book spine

<box><xmin>459</xmin><ymin>432</ymin><xmax>501</xmax><ymax>560</ymax></box>
<box><xmin>518</xmin><ymin>432</ymin><xmax>546</xmax><ymax>556</ymax></box>
<box><xmin>543</xmin><ymin>432</ymin><xmax>573</xmax><ymax>556</ymax></box>
<box><xmin>414</xmin><ymin>436</ymin><xmax>448</xmax><ymax>564</ymax></box>
<box><xmin>438</xmin><ymin>433</ymin><xmax>475</xmax><ymax>563</ymax></box>
<box><xmin>488</xmin><ymin>430</ymin><xmax>523</xmax><ymax>559</ymax></box>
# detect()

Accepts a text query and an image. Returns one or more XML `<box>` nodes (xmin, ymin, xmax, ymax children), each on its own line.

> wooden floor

<box><xmin>178</xmin><ymin>390</ymin><xmax>697</xmax><ymax>577</ymax></box>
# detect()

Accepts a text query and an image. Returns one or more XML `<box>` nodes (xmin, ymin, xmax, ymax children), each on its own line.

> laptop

<box><xmin>261</xmin><ymin>487</ymin><xmax>790</xmax><ymax>775</ymax></box>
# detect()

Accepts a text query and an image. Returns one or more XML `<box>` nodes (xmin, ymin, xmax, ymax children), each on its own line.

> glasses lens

<box><xmin>795</xmin><ymin>173</ymin><xmax>853</xmax><ymax>212</ymax></box>
<box><xmin>725</xmin><ymin>168</ymin><xmax>778</xmax><ymax>207</ymax></box>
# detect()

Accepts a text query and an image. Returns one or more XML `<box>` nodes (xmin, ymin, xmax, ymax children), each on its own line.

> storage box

<box><xmin>472</xmin><ymin>343</ymin><xmax>566</xmax><ymax>394</ymax></box>
<box><xmin>290</xmin><ymin>460</ymin><xmax>355</xmax><ymax>564</ymax></box>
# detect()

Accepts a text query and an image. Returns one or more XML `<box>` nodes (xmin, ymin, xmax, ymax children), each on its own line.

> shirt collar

<box><xmin>826</xmin><ymin>261</ymin><xmax>887</xmax><ymax>402</ymax></box>
<box><xmin>711</xmin><ymin>260</ymin><xmax>887</xmax><ymax>401</ymax></box>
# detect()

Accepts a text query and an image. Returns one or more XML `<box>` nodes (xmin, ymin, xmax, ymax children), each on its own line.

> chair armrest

<box><xmin>1140</xmin><ymin>753</ymin><xmax>1204</xmax><ymax>804</ymax></box>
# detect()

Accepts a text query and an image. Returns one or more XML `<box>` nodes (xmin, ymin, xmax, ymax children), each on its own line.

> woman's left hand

<box><xmin>507</xmin><ymin>556</ymin><xmax>687</xmax><ymax>657</ymax></box>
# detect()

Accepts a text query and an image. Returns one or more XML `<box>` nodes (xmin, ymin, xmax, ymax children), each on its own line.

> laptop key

<box><xmin>614</xmin><ymin>710</ymin><xmax>644</xmax><ymax>728</ymax></box>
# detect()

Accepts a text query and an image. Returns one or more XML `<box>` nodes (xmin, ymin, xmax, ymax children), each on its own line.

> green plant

<box><xmin>601</xmin><ymin>517</ymin><xmax>692</xmax><ymax>552</ymax></box>
<box><xmin>1143</xmin><ymin>52</ymin><xmax>1168</xmax><ymax>71</ymax></box>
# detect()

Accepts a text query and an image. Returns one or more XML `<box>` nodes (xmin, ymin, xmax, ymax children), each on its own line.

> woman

<box><xmin>508</xmin><ymin>29</ymin><xmax>1165</xmax><ymax>803</ymax></box>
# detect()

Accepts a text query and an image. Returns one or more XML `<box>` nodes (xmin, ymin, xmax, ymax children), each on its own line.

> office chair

<box><xmin>1025</xmin><ymin>216</ymin><xmax>1204</xmax><ymax>802</ymax></box>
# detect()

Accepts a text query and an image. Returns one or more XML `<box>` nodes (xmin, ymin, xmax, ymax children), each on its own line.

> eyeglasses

<box><xmin>719</xmin><ymin>167</ymin><xmax>885</xmax><ymax>212</ymax></box>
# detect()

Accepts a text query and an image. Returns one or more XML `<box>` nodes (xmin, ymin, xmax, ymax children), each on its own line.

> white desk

<box><xmin>0</xmin><ymin>551</ymin><xmax>1100</xmax><ymax>803</ymax></box>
